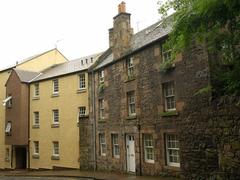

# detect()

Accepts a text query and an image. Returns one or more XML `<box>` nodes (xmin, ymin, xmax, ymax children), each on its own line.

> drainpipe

<box><xmin>138</xmin><ymin>123</ymin><xmax>142</xmax><ymax>176</ymax></box>
<box><xmin>91</xmin><ymin>70</ymin><xmax>96</xmax><ymax>172</ymax></box>
<box><xmin>27</xmin><ymin>84</ymin><xmax>30</xmax><ymax>169</ymax></box>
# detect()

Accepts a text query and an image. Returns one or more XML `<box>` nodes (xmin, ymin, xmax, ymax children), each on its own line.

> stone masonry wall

<box><xmin>180</xmin><ymin>94</ymin><xmax>240</xmax><ymax>180</ymax></box>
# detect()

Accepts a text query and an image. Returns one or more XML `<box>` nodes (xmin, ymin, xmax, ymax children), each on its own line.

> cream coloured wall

<box><xmin>17</xmin><ymin>49</ymin><xmax>67</xmax><ymax>72</ymax></box>
<box><xmin>29</xmin><ymin>72</ymin><xmax>89</xmax><ymax>169</ymax></box>
<box><xmin>0</xmin><ymin>70</ymin><xmax>12</xmax><ymax>169</ymax></box>
<box><xmin>0</xmin><ymin>49</ymin><xmax>68</xmax><ymax>169</ymax></box>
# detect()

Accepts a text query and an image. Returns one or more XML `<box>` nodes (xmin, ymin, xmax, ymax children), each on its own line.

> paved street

<box><xmin>0</xmin><ymin>178</ymin><xmax>92</xmax><ymax>180</ymax></box>
<box><xmin>0</xmin><ymin>170</ymin><xmax>180</xmax><ymax>180</ymax></box>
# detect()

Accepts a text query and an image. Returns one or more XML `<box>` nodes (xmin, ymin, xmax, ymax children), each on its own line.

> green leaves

<box><xmin>159</xmin><ymin>0</ymin><xmax>240</xmax><ymax>96</ymax></box>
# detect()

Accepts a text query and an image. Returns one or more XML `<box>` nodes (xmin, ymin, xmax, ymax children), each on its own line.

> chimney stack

<box><xmin>118</xmin><ymin>1</ymin><xmax>126</xmax><ymax>14</ymax></box>
<box><xmin>110</xmin><ymin>2</ymin><xmax>133</xmax><ymax>59</ymax></box>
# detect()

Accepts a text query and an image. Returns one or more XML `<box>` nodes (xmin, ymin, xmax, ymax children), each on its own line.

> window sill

<box><xmin>124</xmin><ymin>76</ymin><xmax>136</xmax><ymax>83</ymax></box>
<box><xmin>51</xmin><ymin>93</ymin><xmax>59</xmax><ymax>98</ymax></box>
<box><xmin>32</xmin><ymin>125</ymin><xmax>40</xmax><ymax>129</ymax></box>
<box><xmin>163</xmin><ymin>164</ymin><xmax>181</xmax><ymax>170</ymax></box>
<box><xmin>51</xmin><ymin>124</ymin><xmax>60</xmax><ymax>128</ymax></box>
<box><xmin>113</xmin><ymin>155</ymin><xmax>120</xmax><ymax>159</ymax></box>
<box><xmin>5</xmin><ymin>133</ymin><xmax>11</xmax><ymax>136</ymax></box>
<box><xmin>32</xmin><ymin>96</ymin><xmax>40</xmax><ymax>100</ymax></box>
<box><xmin>160</xmin><ymin>110</ymin><xmax>178</xmax><ymax>117</ymax></box>
<box><xmin>79</xmin><ymin>115</ymin><xmax>89</xmax><ymax>120</ymax></box>
<box><xmin>32</xmin><ymin>154</ymin><xmax>39</xmax><ymax>159</ymax></box>
<box><xmin>98</xmin><ymin>118</ymin><xmax>105</xmax><ymax>123</ymax></box>
<box><xmin>126</xmin><ymin>115</ymin><xmax>137</xmax><ymax>120</ymax></box>
<box><xmin>77</xmin><ymin>89</ymin><xmax>87</xmax><ymax>93</ymax></box>
<box><xmin>145</xmin><ymin>160</ymin><xmax>155</xmax><ymax>164</ymax></box>
<box><xmin>51</xmin><ymin>155</ymin><xmax>60</xmax><ymax>160</ymax></box>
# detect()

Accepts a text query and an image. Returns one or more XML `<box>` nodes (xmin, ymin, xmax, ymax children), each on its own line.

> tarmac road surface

<box><xmin>0</xmin><ymin>177</ymin><xmax>94</xmax><ymax>180</ymax></box>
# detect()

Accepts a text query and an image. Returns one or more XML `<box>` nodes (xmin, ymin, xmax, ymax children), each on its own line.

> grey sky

<box><xmin>0</xmin><ymin>0</ymin><xmax>162</xmax><ymax>69</ymax></box>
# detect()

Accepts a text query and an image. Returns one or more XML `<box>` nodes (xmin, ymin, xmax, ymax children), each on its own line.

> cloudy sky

<box><xmin>0</xmin><ymin>0</ymin><xmax>163</xmax><ymax>69</ymax></box>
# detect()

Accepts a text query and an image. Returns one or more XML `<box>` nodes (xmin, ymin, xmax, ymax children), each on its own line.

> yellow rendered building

<box><xmin>0</xmin><ymin>49</ymin><xmax>68</xmax><ymax>169</ymax></box>
<box><xmin>29</xmin><ymin>53</ymin><xmax>100</xmax><ymax>169</ymax></box>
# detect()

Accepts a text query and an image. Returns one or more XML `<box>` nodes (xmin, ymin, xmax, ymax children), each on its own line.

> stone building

<box><xmin>88</xmin><ymin>2</ymin><xmax>210</xmax><ymax>176</ymax></box>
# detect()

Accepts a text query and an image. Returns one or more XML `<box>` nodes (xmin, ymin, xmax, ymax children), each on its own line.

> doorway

<box><xmin>15</xmin><ymin>147</ymin><xmax>27</xmax><ymax>169</ymax></box>
<box><xmin>126</xmin><ymin>134</ymin><xmax>135</xmax><ymax>173</ymax></box>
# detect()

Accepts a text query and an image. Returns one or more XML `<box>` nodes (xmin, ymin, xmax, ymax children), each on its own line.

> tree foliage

<box><xmin>158</xmin><ymin>0</ymin><xmax>240</xmax><ymax>96</ymax></box>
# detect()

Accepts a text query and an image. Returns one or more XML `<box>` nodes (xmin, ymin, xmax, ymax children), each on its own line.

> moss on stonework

<box><xmin>160</xmin><ymin>110</ymin><xmax>178</xmax><ymax>117</ymax></box>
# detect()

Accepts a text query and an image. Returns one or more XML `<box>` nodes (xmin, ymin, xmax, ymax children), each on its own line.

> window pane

<box><xmin>79</xmin><ymin>74</ymin><xmax>86</xmax><ymax>89</ymax></box>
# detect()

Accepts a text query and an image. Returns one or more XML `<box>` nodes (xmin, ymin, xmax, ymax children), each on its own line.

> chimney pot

<box><xmin>118</xmin><ymin>1</ymin><xmax>126</xmax><ymax>14</ymax></box>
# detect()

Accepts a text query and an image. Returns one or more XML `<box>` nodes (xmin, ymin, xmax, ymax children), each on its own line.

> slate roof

<box><xmin>31</xmin><ymin>52</ymin><xmax>102</xmax><ymax>82</ymax></box>
<box><xmin>0</xmin><ymin>48</ymin><xmax>65</xmax><ymax>72</ymax></box>
<box><xmin>93</xmin><ymin>19</ymin><xmax>172</xmax><ymax>71</ymax></box>
<box><xmin>14</xmin><ymin>69</ymin><xmax>40</xmax><ymax>83</ymax></box>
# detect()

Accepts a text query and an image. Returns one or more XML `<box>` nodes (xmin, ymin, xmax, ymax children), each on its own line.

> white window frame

<box><xmin>52</xmin><ymin>79</ymin><xmax>59</xmax><ymax>94</ymax></box>
<box><xmin>5</xmin><ymin>121</ymin><xmax>11</xmax><ymax>134</ymax></box>
<box><xmin>99</xmin><ymin>70</ymin><xmax>104</xmax><ymax>83</ymax></box>
<box><xmin>53</xmin><ymin>141</ymin><xmax>59</xmax><ymax>156</ymax></box>
<box><xmin>3</xmin><ymin>96</ymin><xmax>12</xmax><ymax>107</ymax></box>
<box><xmin>5</xmin><ymin>148</ymin><xmax>10</xmax><ymax>161</ymax></box>
<box><xmin>53</xmin><ymin>109</ymin><xmax>59</xmax><ymax>124</ymax></box>
<box><xmin>162</xmin><ymin>49</ymin><xmax>172</xmax><ymax>62</ymax></box>
<box><xmin>112</xmin><ymin>134</ymin><xmax>120</xmax><ymax>158</ymax></box>
<box><xmin>166</xmin><ymin>134</ymin><xmax>180</xmax><ymax>167</ymax></box>
<box><xmin>99</xmin><ymin>133</ymin><xmax>106</xmax><ymax>156</ymax></box>
<box><xmin>34</xmin><ymin>83</ymin><xmax>39</xmax><ymax>97</ymax></box>
<box><xmin>99</xmin><ymin>99</ymin><xmax>104</xmax><ymax>120</ymax></box>
<box><xmin>127</xmin><ymin>57</ymin><xmax>134</xmax><ymax>77</ymax></box>
<box><xmin>33</xmin><ymin>141</ymin><xmax>39</xmax><ymax>155</ymax></box>
<box><xmin>127</xmin><ymin>91</ymin><xmax>136</xmax><ymax>116</ymax></box>
<box><xmin>34</xmin><ymin>111</ymin><xmax>39</xmax><ymax>125</ymax></box>
<box><xmin>163</xmin><ymin>82</ymin><xmax>176</xmax><ymax>111</ymax></box>
<box><xmin>79</xmin><ymin>106</ymin><xmax>86</xmax><ymax>118</ymax></box>
<box><xmin>79</xmin><ymin>74</ymin><xmax>86</xmax><ymax>89</ymax></box>
<box><xmin>144</xmin><ymin>134</ymin><xmax>154</xmax><ymax>163</ymax></box>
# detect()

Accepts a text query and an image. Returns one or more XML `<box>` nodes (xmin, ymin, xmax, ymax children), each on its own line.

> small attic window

<box><xmin>81</xmin><ymin>60</ymin><xmax>84</xmax><ymax>65</ymax></box>
<box><xmin>91</xmin><ymin>57</ymin><xmax>93</xmax><ymax>63</ymax></box>
<box><xmin>86</xmin><ymin>59</ymin><xmax>88</xmax><ymax>64</ymax></box>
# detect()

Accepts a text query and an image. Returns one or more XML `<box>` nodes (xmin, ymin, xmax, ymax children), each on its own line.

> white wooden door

<box><xmin>126</xmin><ymin>135</ymin><xmax>135</xmax><ymax>173</ymax></box>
